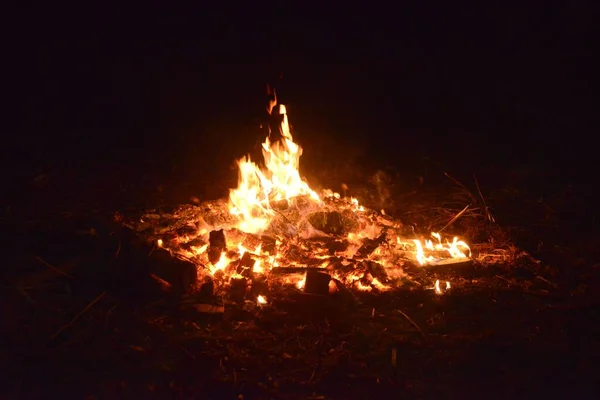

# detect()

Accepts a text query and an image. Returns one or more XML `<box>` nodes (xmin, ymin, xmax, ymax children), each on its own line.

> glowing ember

<box><xmin>434</xmin><ymin>280</ymin><xmax>451</xmax><ymax>294</ymax></box>
<box><xmin>257</xmin><ymin>295</ymin><xmax>267</xmax><ymax>305</ymax></box>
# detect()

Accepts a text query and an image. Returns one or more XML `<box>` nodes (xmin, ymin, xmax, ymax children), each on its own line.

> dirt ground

<box><xmin>2</xmin><ymin>136</ymin><xmax>599</xmax><ymax>399</ymax></box>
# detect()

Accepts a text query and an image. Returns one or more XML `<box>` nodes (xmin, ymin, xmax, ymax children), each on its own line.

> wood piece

<box><xmin>193</xmin><ymin>304</ymin><xmax>225</xmax><ymax>314</ymax></box>
<box><xmin>116</xmin><ymin>228</ymin><xmax>197</xmax><ymax>295</ymax></box>
<box><xmin>208</xmin><ymin>229</ymin><xmax>226</xmax><ymax>264</ymax></box>
<box><xmin>229</xmin><ymin>277</ymin><xmax>248</xmax><ymax>303</ymax></box>
<box><xmin>356</xmin><ymin>231</ymin><xmax>388</xmax><ymax>258</ymax></box>
<box><xmin>304</xmin><ymin>269</ymin><xmax>331</xmax><ymax>295</ymax></box>
<box><xmin>147</xmin><ymin>248</ymin><xmax>198</xmax><ymax>294</ymax></box>
<box><xmin>270</xmin><ymin>267</ymin><xmax>327</xmax><ymax>275</ymax></box>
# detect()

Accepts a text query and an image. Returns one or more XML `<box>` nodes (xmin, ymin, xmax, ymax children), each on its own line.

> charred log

<box><xmin>208</xmin><ymin>229</ymin><xmax>227</xmax><ymax>264</ymax></box>
<box><xmin>230</xmin><ymin>277</ymin><xmax>248</xmax><ymax>303</ymax></box>
<box><xmin>304</xmin><ymin>270</ymin><xmax>331</xmax><ymax>295</ymax></box>
<box><xmin>115</xmin><ymin>228</ymin><xmax>197</xmax><ymax>295</ymax></box>
<box><xmin>356</xmin><ymin>231</ymin><xmax>388</xmax><ymax>258</ymax></box>
<box><xmin>361</xmin><ymin>260</ymin><xmax>389</xmax><ymax>282</ymax></box>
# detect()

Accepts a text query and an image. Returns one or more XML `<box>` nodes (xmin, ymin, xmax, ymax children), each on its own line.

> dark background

<box><xmin>6</xmin><ymin>2</ymin><xmax>597</xmax><ymax>207</ymax></box>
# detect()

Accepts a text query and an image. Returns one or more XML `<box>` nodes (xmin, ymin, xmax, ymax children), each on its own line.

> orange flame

<box><xmin>229</xmin><ymin>104</ymin><xmax>320</xmax><ymax>233</ymax></box>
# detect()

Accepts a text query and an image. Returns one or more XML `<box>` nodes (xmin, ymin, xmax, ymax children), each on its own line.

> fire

<box><xmin>138</xmin><ymin>96</ymin><xmax>474</xmax><ymax>298</ymax></box>
<box><xmin>257</xmin><ymin>295</ymin><xmax>267</xmax><ymax>305</ymax></box>
<box><xmin>410</xmin><ymin>232</ymin><xmax>471</xmax><ymax>266</ymax></box>
<box><xmin>228</xmin><ymin>104</ymin><xmax>320</xmax><ymax>233</ymax></box>
<box><xmin>434</xmin><ymin>280</ymin><xmax>451</xmax><ymax>294</ymax></box>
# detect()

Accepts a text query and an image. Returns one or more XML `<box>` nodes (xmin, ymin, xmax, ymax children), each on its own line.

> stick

<box><xmin>51</xmin><ymin>291</ymin><xmax>106</xmax><ymax>340</ymax></box>
<box><xmin>396</xmin><ymin>309</ymin><xmax>428</xmax><ymax>343</ymax></box>
<box><xmin>443</xmin><ymin>172</ymin><xmax>475</xmax><ymax>202</ymax></box>
<box><xmin>438</xmin><ymin>204</ymin><xmax>470</xmax><ymax>233</ymax></box>
<box><xmin>473</xmin><ymin>174</ymin><xmax>495</xmax><ymax>223</ymax></box>
<box><xmin>35</xmin><ymin>256</ymin><xmax>73</xmax><ymax>279</ymax></box>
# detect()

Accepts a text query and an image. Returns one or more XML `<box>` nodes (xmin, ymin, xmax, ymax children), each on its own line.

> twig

<box><xmin>104</xmin><ymin>303</ymin><xmax>117</xmax><ymax>330</ymax></box>
<box><xmin>396</xmin><ymin>309</ymin><xmax>429</xmax><ymax>343</ymax></box>
<box><xmin>115</xmin><ymin>239</ymin><xmax>122</xmax><ymax>258</ymax></box>
<box><xmin>535</xmin><ymin>275</ymin><xmax>558</xmax><ymax>289</ymax></box>
<box><xmin>438</xmin><ymin>204</ymin><xmax>470</xmax><ymax>233</ymax></box>
<box><xmin>35</xmin><ymin>256</ymin><xmax>73</xmax><ymax>279</ymax></box>
<box><xmin>16</xmin><ymin>287</ymin><xmax>37</xmax><ymax>304</ymax></box>
<box><xmin>443</xmin><ymin>172</ymin><xmax>475</xmax><ymax>202</ymax></box>
<box><xmin>51</xmin><ymin>291</ymin><xmax>106</xmax><ymax>340</ymax></box>
<box><xmin>308</xmin><ymin>363</ymin><xmax>318</xmax><ymax>383</ymax></box>
<box><xmin>473</xmin><ymin>174</ymin><xmax>495</xmax><ymax>223</ymax></box>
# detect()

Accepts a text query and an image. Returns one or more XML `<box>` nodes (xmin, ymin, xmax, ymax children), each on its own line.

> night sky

<box><xmin>7</xmin><ymin>2</ymin><xmax>596</xmax><ymax>188</ymax></box>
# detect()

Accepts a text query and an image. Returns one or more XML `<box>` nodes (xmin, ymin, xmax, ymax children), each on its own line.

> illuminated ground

<box><xmin>2</xmin><ymin>136</ymin><xmax>599</xmax><ymax>398</ymax></box>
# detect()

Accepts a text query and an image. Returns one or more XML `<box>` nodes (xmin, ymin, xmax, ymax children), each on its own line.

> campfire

<box><xmin>126</xmin><ymin>99</ymin><xmax>472</xmax><ymax>301</ymax></box>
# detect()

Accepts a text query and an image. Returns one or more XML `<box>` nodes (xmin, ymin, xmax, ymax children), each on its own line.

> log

<box><xmin>208</xmin><ymin>229</ymin><xmax>226</xmax><ymax>264</ymax></box>
<box><xmin>146</xmin><ymin>248</ymin><xmax>198</xmax><ymax>294</ymax></box>
<box><xmin>270</xmin><ymin>266</ymin><xmax>326</xmax><ymax>275</ymax></box>
<box><xmin>230</xmin><ymin>277</ymin><xmax>248</xmax><ymax>303</ymax></box>
<box><xmin>304</xmin><ymin>269</ymin><xmax>331</xmax><ymax>295</ymax></box>
<box><xmin>356</xmin><ymin>231</ymin><xmax>388</xmax><ymax>258</ymax></box>
<box><xmin>116</xmin><ymin>228</ymin><xmax>197</xmax><ymax>295</ymax></box>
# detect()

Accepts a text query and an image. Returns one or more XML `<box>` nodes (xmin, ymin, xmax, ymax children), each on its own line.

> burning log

<box><xmin>208</xmin><ymin>229</ymin><xmax>227</xmax><ymax>264</ymax></box>
<box><xmin>361</xmin><ymin>260</ymin><xmax>389</xmax><ymax>283</ymax></box>
<box><xmin>356</xmin><ymin>231</ymin><xmax>388</xmax><ymax>258</ymax></box>
<box><xmin>303</xmin><ymin>269</ymin><xmax>331</xmax><ymax>295</ymax></box>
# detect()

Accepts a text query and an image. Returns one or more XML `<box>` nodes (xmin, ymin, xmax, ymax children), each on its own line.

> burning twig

<box><xmin>35</xmin><ymin>256</ymin><xmax>73</xmax><ymax>279</ymax></box>
<box><xmin>51</xmin><ymin>291</ymin><xmax>107</xmax><ymax>340</ymax></box>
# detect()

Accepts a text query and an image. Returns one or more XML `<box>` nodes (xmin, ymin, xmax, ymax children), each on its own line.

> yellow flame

<box><xmin>229</xmin><ymin>104</ymin><xmax>320</xmax><ymax>233</ymax></box>
<box><xmin>434</xmin><ymin>280</ymin><xmax>452</xmax><ymax>294</ymax></box>
<box><xmin>413</xmin><ymin>232</ymin><xmax>471</xmax><ymax>265</ymax></box>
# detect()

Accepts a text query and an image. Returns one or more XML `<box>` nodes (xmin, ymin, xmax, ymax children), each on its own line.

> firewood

<box><xmin>229</xmin><ymin>277</ymin><xmax>248</xmax><ymax>303</ymax></box>
<box><xmin>146</xmin><ymin>248</ymin><xmax>198</xmax><ymax>295</ymax></box>
<box><xmin>269</xmin><ymin>266</ymin><xmax>329</xmax><ymax>275</ymax></box>
<box><xmin>115</xmin><ymin>228</ymin><xmax>197</xmax><ymax>295</ymax></box>
<box><xmin>356</xmin><ymin>231</ymin><xmax>388</xmax><ymax>258</ymax></box>
<box><xmin>304</xmin><ymin>269</ymin><xmax>331</xmax><ymax>295</ymax></box>
<box><xmin>208</xmin><ymin>229</ymin><xmax>226</xmax><ymax>264</ymax></box>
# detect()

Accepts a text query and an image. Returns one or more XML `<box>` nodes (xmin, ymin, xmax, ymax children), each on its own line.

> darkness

<box><xmin>3</xmin><ymin>4</ymin><xmax>600</xmax><ymax>398</ymax></box>
<box><xmin>5</xmin><ymin>2</ymin><xmax>597</xmax><ymax>203</ymax></box>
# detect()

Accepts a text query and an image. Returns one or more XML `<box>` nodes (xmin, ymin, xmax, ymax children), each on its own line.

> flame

<box><xmin>412</xmin><ymin>232</ymin><xmax>471</xmax><ymax>266</ymax></box>
<box><xmin>434</xmin><ymin>280</ymin><xmax>451</xmax><ymax>294</ymax></box>
<box><xmin>146</xmin><ymin>99</ymin><xmax>473</xmax><ymax>298</ymax></box>
<box><xmin>229</xmin><ymin>104</ymin><xmax>320</xmax><ymax>233</ymax></box>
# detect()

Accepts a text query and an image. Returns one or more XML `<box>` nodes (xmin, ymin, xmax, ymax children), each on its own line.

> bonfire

<box><xmin>126</xmin><ymin>95</ymin><xmax>473</xmax><ymax>302</ymax></box>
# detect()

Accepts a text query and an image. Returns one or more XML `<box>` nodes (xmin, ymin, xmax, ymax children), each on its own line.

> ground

<box><xmin>2</xmin><ymin>137</ymin><xmax>599</xmax><ymax>399</ymax></box>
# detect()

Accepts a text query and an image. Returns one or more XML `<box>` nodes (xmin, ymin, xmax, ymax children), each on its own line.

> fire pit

<box><xmin>123</xmin><ymin>101</ymin><xmax>472</xmax><ymax>303</ymax></box>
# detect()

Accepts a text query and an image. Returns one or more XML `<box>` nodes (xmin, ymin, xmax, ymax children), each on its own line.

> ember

<box><xmin>127</xmin><ymin>98</ymin><xmax>472</xmax><ymax>297</ymax></box>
